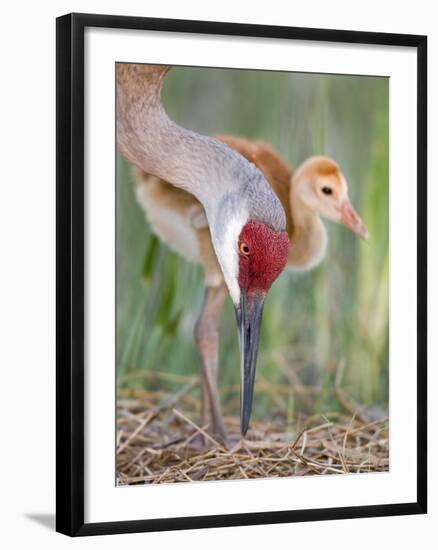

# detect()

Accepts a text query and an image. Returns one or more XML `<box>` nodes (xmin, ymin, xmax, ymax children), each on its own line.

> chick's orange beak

<box><xmin>340</xmin><ymin>200</ymin><xmax>369</xmax><ymax>240</ymax></box>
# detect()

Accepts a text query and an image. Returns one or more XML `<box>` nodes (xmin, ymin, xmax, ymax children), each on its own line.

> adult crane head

<box><xmin>116</xmin><ymin>63</ymin><xmax>289</xmax><ymax>435</ymax></box>
<box><xmin>208</xmin><ymin>173</ymin><xmax>289</xmax><ymax>435</ymax></box>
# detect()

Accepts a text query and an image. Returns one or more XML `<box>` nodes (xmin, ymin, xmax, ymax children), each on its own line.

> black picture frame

<box><xmin>56</xmin><ymin>12</ymin><xmax>427</xmax><ymax>537</ymax></box>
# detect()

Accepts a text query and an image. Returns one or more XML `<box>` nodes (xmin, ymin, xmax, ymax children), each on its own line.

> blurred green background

<box><xmin>116</xmin><ymin>67</ymin><xmax>389</xmax><ymax>422</ymax></box>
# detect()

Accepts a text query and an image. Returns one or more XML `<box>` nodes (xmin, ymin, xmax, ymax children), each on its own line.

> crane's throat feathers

<box><xmin>238</xmin><ymin>221</ymin><xmax>289</xmax><ymax>293</ymax></box>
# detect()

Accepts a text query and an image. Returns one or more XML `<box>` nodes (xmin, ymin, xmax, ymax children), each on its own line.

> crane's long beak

<box><xmin>235</xmin><ymin>291</ymin><xmax>265</xmax><ymax>436</ymax></box>
<box><xmin>340</xmin><ymin>199</ymin><xmax>369</xmax><ymax>240</ymax></box>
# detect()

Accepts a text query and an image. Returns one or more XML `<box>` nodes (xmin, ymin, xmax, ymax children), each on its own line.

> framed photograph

<box><xmin>56</xmin><ymin>13</ymin><xmax>427</xmax><ymax>536</ymax></box>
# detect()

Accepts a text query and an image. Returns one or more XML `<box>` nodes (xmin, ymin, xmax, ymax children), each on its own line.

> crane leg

<box><xmin>194</xmin><ymin>283</ymin><xmax>228</xmax><ymax>443</ymax></box>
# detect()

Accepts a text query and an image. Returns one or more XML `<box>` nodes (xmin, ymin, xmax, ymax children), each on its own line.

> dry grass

<box><xmin>116</xmin><ymin>377</ymin><xmax>389</xmax><ymax>485</ymax></box>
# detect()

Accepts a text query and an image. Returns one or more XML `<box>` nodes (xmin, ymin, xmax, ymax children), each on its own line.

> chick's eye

<box><xmin>239</xmin><ymin>242</ymin><xmax>250</xmax><ymax>256</ymax></box>
<box><xmin>322</xmin><ymin>186</ymin><xmax>333</xmax><ymax>195</ymax></box>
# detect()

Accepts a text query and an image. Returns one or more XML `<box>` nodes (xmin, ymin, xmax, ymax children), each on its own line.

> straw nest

<box><xmin>117</xmin><ymin>373</ymin><xmax>389</xmax><ymax>485</ymax></box>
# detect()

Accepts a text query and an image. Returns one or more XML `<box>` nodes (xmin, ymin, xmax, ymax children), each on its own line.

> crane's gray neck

<box><xmin>116</xmin><ymin>64</ymin><xmax>286</xmax><ymax>233</ymax></box>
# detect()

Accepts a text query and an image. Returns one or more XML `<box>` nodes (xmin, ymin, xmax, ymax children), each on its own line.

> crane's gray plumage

<box><xmin>117</xmin><ymin>63</ymin><xmax>289</xmax><ymax>437</ymax></box>
<box><xmin>116</xmin><ymin>64</ymin><xmax>286</xmax><ymax>236</ymax></box>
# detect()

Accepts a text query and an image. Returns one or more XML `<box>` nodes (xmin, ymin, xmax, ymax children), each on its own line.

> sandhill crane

<box><xmin>135</xmin><ymin>136</ymin><xmax>368</xmax><ymax>440</ymax></box>
<box><xmin>117</xmin><ymin>65</ymin><xmax>289</xmax><ymax>439</ymax></box>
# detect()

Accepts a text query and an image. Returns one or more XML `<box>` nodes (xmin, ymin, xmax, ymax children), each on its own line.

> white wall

<box><xmin>0</xmin><ymin>1</ymin><xmax>434</xmax><ymax>548</ymax></box>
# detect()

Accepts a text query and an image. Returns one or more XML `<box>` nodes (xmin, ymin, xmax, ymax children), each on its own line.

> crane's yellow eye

<box><xmin>239</xmin><ymin>242</ymin><xmax>250</xmax><ymax>256</ymax></box>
